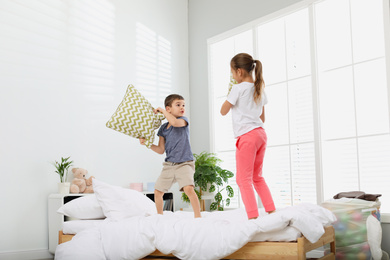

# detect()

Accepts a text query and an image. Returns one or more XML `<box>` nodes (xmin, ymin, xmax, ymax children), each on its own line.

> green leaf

<box><xmin>194</xmin><ymin>189</ymin><xmax>202</xmax><ymax>200</ymax></box>
<box><xmin>216</xmin><ymin>177</ymin><xmax>223</xmax><ymax>186</ymax></box>
<box><xmin>218</xmin><ymin>206</ymin><xmax>224</xmax><ymax>211</ymax></box>
<box><xmin>220</xmin><ymin>169</ymin><xmax>234</xmax><ymax>181</ymax></box>
<box><xmin>182</xmin><ymin>189</ymin><xmax>201</xmax><ymax>203</ymax></box>
<box><xmin>181</xmin><ymin>192</ymin><xmax>190</xmax><ymax>203</ymax></box>
<box><xmin>214</xmin><ymin>192</ymin><xmax>222</xmax><ymax>202</ymax></box>
<box><xmin>225</xmin><ymin>170</ymin><xmax>234</xmax><ymax>178</ymax></box>
<box><xmin>209</xmin><ymin>185</ymin><xmax>215</xmax><ymax>193</ymax></box>
<box><xmin>226</xmin><ymin>198</ymin><xmax>231</xmax><ymax>206</ymax></box>
<box><xmin>200</xmin><ymin>182</ymin><xmax>207</xmax><ymax>192</ymax></box>
<box><xmin>226</xmin><ymin>185</ymin><xmax>234</xmax><ymax>197</ymax></box>
<box><xmin>210</xmin><ymin>202</ymin><xmax>218</xmax><ymax>211</ymax></box>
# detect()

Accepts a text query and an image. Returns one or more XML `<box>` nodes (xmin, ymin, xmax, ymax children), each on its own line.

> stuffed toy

<box><xmin>70</xmin><ymin>168</ymin><xmax>94</xmax><ymax>193</ymax></box>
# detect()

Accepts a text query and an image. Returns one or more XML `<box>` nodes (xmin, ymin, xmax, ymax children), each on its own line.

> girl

<box><xmin>220</xmin><ymin>53</ymin><xmax>275</xmax><ymax>219</ymax></box>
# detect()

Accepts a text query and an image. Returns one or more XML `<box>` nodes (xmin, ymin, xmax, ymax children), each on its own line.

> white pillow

<box><xmin>62</xmin><ymin>219</ymin><xmax>104</xmax><ymax>235</ymax></box>
<box><xmin>92</xmin><ymin>178</ymin><xmax>157</xmax><ymax>220</ymax></box>
<box><xmin>57</xmin><ymin>194</ymin><xmax>105</xmax><ymax>220</ymax></box>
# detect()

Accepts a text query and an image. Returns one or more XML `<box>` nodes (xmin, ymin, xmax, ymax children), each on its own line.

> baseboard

<box><xmin>0</xmin><ymin>249</ymin><xmax>53</xmax><ymax>260</ymax></box>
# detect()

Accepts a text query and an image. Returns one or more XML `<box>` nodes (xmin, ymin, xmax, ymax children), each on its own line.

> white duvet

<box><xmin>55</xmin><ymin>203</ymin><xmax>336</xmax><ymax>260</ymax></box>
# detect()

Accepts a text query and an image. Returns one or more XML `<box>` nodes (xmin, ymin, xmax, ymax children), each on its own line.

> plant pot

<box><xmin>58</xmin><ymin>182</ymin><xmax>70</xmax><ymax>194</ymax></box>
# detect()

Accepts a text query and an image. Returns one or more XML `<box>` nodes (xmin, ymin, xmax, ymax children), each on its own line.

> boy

<box><xmin>140</xmin><ymin>94</ymin><xmax>201</xmax><ymax>218</ymax></box>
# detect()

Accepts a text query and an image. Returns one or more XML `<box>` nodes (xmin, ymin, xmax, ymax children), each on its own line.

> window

<box><xmin>208</xmin><ymin>0</ymin><xmax>390</xmax><ymax>214</ymax></box>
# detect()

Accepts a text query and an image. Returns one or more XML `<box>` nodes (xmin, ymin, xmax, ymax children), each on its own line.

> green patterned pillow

<box><xmin>106</xmin><ymin>85</ymin><xmax>165</xmax><ymax>148</ymax></box>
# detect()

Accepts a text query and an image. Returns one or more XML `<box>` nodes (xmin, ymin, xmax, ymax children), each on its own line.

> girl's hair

<box><xmin>164</xmin><ymin>94</ymin><xmax>184</xmax><ymax>107</ymax></box>
<box><xmin>230</xmin><ymin>53</ymin><xmax>264</xmax><ymax>103</ymax></box>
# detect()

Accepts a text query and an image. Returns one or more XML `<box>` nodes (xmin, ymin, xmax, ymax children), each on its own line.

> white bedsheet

<box><xmin>55</xmin><ymin>203</ymin><xmax>336</xmax><ymax>260</ymax></box>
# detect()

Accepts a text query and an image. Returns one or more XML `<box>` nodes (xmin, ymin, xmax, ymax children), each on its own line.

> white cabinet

<box><xmin>48</xmin><ymin>193</ymin><xmax>91</xmax><ymax>254</ymax></box>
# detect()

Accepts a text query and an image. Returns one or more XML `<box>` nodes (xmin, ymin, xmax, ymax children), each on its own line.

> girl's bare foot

<box><xmin>267</xmin><ymin>210</ymin><xmax>275</xmax><ymax>214</ymax></box>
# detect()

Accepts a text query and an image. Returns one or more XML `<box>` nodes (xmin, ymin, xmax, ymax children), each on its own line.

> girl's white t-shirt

<box><xmin>227</xmin><ymin>82</ymin><xmax>268</xmax><ymax>138</ymax></box>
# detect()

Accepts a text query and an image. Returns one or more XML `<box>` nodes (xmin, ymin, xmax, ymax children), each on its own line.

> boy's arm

<box><xmin>154</xmin><ymin>107</ymin><xmax>187</xmax><ymax>127</ymax></box>
<box><xmin>139</xmin><ymin>136</ymin><xmax>165</xmax><ymax>154</ymax></box>
<box><xmin>151</xmin><ymin>136</ymin><xmax>165</xmax><ymax>154</ymax></box>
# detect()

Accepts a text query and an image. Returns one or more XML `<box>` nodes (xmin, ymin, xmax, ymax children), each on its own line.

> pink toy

<box><xmin>352</xmin><ymin>211</ymin><xmax>363</xmax><ymax>222</ymax></box>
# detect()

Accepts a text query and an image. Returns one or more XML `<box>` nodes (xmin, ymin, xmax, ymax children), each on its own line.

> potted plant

<box><xmin>182</xmin><ymin>152</ymin><xmax>234</xmax><ymax>211</ymax></box>
<box><xmin>53</xmin><ymin>156</ymin><xmax>73</xmax><ymax>194</ymax></box>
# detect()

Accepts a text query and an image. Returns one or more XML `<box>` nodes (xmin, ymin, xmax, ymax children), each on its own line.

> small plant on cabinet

<box><xmin>53</xmin><ymin>156</ymin><xmax>73</xmax><ymax>183</ymax></box>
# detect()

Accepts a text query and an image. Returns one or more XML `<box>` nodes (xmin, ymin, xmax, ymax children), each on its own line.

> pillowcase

<box><xmin>57</xmin><ymin>194</ymin><xmax>105</xmax><ymax>220</ymax></box>
<box><xmin>92</xmin><ymin>178</ymin><xmax>157</xmax><ymax>220</ymax></box>
<box><xmin>62</xmin><ymin>219</ymin><xmax>104</xmax><ymax>235</ymax></box>
<box><xmin>106</xmin><ymin>84</ymin><xmax>165</xmax><ymax>148</ymax></box>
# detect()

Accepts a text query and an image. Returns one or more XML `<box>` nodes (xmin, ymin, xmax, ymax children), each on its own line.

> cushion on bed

<box><xmin>92</xmin><ymin>178</ymin><xmax>157</xmax><ymax>220</ymax></box>
<box><xmin>106</xmin><ymin>84</ymin><xmax>165</xmax><ymax>148</ymax></box>
<box><xmin>57</xmin><ymin>194</ymin><xmax>105</xmax><ymax>220</ymax></box>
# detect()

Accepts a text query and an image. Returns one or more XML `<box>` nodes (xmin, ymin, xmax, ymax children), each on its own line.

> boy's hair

<box><xmin>164</xmin><ymin>94</ymin><xmax>184</xmax><ymax>107</ymax></box>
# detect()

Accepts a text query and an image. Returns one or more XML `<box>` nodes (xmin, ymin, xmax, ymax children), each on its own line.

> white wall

<box><xmin>0</xmin><ymin>0</ymin><xmax>188</xmax><ymax>257</ymax></box>
<box><xmin>187</xmin><ymin>0</ymin><xmax>390</xmax><ymax>254</ymax></box>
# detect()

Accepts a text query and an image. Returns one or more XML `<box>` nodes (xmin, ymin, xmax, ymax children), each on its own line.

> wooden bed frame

<box><xmin>59</xmin><ymin>225</ymin><xmax>335</xmax><ymax>260</ymax></box>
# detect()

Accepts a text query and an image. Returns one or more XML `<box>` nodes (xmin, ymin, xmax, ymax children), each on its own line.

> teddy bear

<box><xmin>70</xmin><ymin>168</ymin><xmax>94</xmax><ymax>193</ymax></box>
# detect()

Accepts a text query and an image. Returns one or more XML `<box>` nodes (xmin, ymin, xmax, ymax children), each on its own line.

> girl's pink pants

<box><xmin>235</xmin><ymin>127</ymin><xmax>275</xmax><ymax>219</ymax></box>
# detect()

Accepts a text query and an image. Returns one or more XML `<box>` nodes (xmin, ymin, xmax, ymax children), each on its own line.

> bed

<box><xmin>59</xmin><ymin>226</ymin><xmax>335</xmax><ymax>260</ymax></box>
<box><xmin>54</xmin><ymin>179</ymin><xmax>337</xmax><ymax>260</ymax></box>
